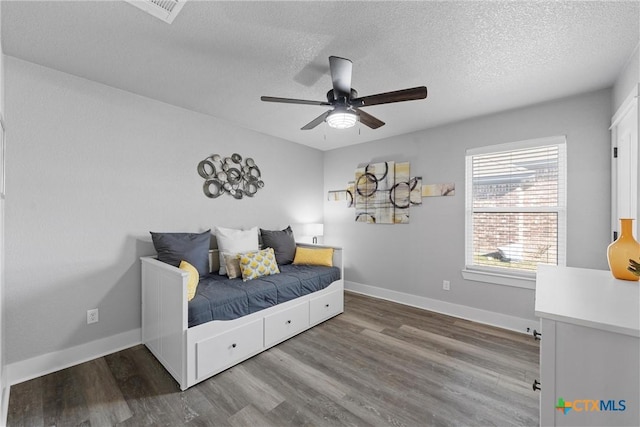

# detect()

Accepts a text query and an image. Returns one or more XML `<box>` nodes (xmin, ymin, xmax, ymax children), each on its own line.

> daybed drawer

<box><xmin>195</xmin><ymin>319</ymin><xmax>263</xmax><ymax>380</ymax></box>
<box><xmin>264</xmin><ymin>301</ymin><xmax>310</xmax><ymax>347</ymax></box>
<box><xmin>310</xmin><ymin>290</ymin><xmax>343</xmax><ymax>325</ymax></box>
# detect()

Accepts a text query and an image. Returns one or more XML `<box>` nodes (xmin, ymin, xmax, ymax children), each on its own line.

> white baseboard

<box><xmin>345</xmin><ymin>281</ymin><xmax>539</xmax><ymax>334</ymax></box>
<box><xmin>6</xmin><ymin>328</ymin><xmax>141</xmax><ymax>387</ymax></box>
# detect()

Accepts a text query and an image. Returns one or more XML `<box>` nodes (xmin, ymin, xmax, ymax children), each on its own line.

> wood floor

<box><xmin>7</xmin><ymin>292</ymin><xmax>540</xmax><ymax>426</ymax></box>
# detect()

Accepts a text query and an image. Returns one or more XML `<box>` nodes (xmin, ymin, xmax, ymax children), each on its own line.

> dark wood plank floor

<box><xmin>8</xmin><ymin>292</ymin><xmax>540</xmax><ymax>426</ymax></box>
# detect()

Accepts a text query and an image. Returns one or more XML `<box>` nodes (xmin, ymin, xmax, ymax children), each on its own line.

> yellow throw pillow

<box><xmin>179</xmin><ymin>260</ymin><xmax>200</xmax><ymax>301</ymax></box>
<box><xmin>293</xmin><ymin>247</ymin><xmax>334</xmax><ymax>267</ymax></box>
<box><xmin>239</xmin><ymin>248</ymin><xmax>280</xmax><ymax>281</ymax></box>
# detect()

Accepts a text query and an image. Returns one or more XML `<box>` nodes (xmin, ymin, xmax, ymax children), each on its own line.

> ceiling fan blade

<box><xmin>357</xmin><ymin>109</ymin><xmax>385</xmax><ymax>129</ymax></box>
<box><xmin>301</xmin><ymin>111</ymin><xmax>331</xmax><ymax>130</ymax></box>
<box><xmin>351</xmin><ymin>86</ymin><xmax>427</xmax><ymax>107</ymax></box>
<box><xmin>261</xmin><ymin>96</ymin><xmax>331</xmax><ymax>106</ymax></box>
<box><xmin>329</xmin><ymin>56</ymin><xmax>353</xmax><ymax>98</ymax></box>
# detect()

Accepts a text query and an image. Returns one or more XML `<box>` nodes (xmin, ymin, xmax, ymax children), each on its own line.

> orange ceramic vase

<box><xmin>607</xmin><ymin>218</ymin><xmax>640</xmax><ymax>281</ymax></box>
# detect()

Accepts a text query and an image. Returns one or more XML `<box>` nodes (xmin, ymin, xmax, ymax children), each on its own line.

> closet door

<box><xmin>611</xmin><ymin>85</ymin><xmax>639</xmax><ymax>240</ymax></box>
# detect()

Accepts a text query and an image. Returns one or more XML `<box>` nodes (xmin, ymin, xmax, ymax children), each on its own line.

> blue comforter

<box><xmin>188</xmin><ymin>264</ymin><xmax>341</xmax><ymax>328</ymax></box>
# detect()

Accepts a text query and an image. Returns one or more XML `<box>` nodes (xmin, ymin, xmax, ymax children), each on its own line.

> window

<box><xmin>464</xmin><ymin>136</ymin><xmax>567</xmax><ymax>288</ymax></box>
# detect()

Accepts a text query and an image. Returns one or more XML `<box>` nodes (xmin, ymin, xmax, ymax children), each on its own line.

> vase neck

<box><xmin>620</xmin><ymin>219</ymin><xmax>635</xmax><ymax>237</ymax></box>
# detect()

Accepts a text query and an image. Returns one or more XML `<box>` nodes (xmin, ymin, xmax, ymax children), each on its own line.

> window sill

<box><xmin>461</xmin><ymin>268</ymin><xmax>536</xmax><ymax>290</ymax></box>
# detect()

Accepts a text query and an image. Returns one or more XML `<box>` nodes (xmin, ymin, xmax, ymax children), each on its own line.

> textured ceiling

<box><xmin>2</xmin><ymin>1</ymin><xmax>639</xmax><ymax>151</ymax></box>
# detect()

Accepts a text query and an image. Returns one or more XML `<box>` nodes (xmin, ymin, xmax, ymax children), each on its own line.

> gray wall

<box><xmin>4</xmin><ymin>57</ymin><xmax>325</xmax><ymax>364</ymax></box>
<box><xmin>613</xmin><ymin>43</ymin><xmax>639</xmax><ymax>112</ymax></box>
<box><xmin>323</xmin><ymin>89</ymin><xmax>612</xmax><ymax>323</ymax></box>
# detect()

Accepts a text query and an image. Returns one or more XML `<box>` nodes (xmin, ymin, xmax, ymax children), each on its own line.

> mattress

<box><xmin>188</xmin><ymin>264</ymin><xmax>341</xmax><ymax>328</ymax></box>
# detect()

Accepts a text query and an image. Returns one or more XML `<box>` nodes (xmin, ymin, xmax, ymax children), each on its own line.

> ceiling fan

<box><xmin>261</xmin><ymin>56</ymin><xmax>428</xmax><ymax>130</ymax></box>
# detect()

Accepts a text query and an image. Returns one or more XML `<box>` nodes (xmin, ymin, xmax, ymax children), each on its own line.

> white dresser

<box><xmin>535</xmin><ymin>265</ymin><xmax>639</xmax><ymax>427</ymax></box>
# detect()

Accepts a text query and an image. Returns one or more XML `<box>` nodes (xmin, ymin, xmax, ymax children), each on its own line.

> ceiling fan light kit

<box><xmin>261</xmin><ymin>56</ymin><xmax>427</xmax><ymax>131</ymax></box>
<box><xmin>326</xmin><ymin>108</ymin><xmax>358</xmax><ymax>129</ymax></box>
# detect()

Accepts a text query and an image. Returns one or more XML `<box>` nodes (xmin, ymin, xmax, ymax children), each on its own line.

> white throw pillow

<box><xmin>215</xmin><ymin>226</ymin><xmax>259</xmax><ymax>275</ymax></box>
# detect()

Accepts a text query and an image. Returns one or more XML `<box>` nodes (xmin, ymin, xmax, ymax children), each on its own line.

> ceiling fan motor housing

<box><xmin>327</xmin><ymin>89</ymin><xmax>358</xmax><ymax>105</ymax></box>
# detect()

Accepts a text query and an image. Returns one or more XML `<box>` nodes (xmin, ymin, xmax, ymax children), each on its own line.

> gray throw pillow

<box><xmin>260</xmin><ymin>226</ymin><xmax>296</xmax><ymax>265</ymax></box>
<box><xmin>150</xmin><ymin>230</ymin><xmax>211</xmax><ymax>276</ymax></box>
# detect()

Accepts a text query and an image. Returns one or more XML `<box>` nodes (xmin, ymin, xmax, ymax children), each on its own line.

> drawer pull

<box><xmin>532</xmin><ymin>379</ymin><xmax>541</xmax><ymax>391</ymax></box>
<box><xmin>286</xmin><ymin>320</ymin><xmax>292</xmax><ymax>324</ymax></box>
<box><xmin>325</xmin><ymin>304</ymin><xmax>330</xmax><ymax>308</ymax></box>
<box><xmin>231</xmin><ymin>343</ymin><xmax>237</xmax><ymax>349</ymax></box>
<box><xmin>532</xmin><ymin>329</ymin><xmax>542</xmax><ymax>340</ymax></box>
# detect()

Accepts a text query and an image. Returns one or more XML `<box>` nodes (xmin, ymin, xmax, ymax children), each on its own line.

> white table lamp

<box><xmin>306</xmin><ymin>223</ymin><xmax>324</xmax><ymax>244</ymax></box>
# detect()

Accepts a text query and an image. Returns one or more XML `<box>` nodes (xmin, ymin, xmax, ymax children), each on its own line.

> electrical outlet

<box><xmin>87</xmin><ymin>308</ymin><xmax>99</xmax><ymax>324</ymax></box>
<box><xmin>443</xmin><ymin>280</ymin><xmax>450</xmax><ymax>291</ymax></box>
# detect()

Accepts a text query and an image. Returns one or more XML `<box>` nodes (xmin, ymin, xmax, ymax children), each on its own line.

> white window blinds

<box><xmin>465</xmin><ymin>136</ymin><xmax>567</xmax><ymax>276</ymax></box>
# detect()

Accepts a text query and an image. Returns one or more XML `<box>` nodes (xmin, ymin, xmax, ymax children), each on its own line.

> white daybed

<box><xmin>140</xmin><ymin>243</ymin><xmax>344</xmax><ymax>390</ymax></box>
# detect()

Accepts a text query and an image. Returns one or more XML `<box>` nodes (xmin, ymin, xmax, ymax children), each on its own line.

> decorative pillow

<box><xmin>260</xmin><ymin>226</ymin><xmax>296</xmax><ymax>265</ymax></box>
<box><xmin>215</xmin><ymin>226</ymin><xmax>259</xmax><ymax>275</ymax></box>
<box><xmin>239</xmin><ymin>248</ymin><xmax>280</xmax><ymax>281</ymax></box>
<box><xmin>179</xmin><ymin>261</ymin><xmax>200</xmax><ymax>301</ymax></box>
<box><xmin>223</xmin><ymin>253</ymin><xmax>242</xmax><ymax>279</ymax></box>
<box><xmin>150</xmin><ymin>230</ymin><xmax>211</xmax><ymax>276</ymax></box>
<box><xmin>293</xmin><ymin>247</ymin><xmax>334</xmax><ymax>267</ymax></box>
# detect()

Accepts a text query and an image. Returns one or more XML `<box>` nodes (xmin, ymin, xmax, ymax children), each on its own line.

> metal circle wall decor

<box><xmin>198</xmin><ymin>153</ymin><xmax>264</xmax><ymax>199</ymax></box>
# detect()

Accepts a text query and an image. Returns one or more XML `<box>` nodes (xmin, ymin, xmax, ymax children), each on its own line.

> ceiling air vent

<box><xmin>125</xmin><ymin>0</ymin><xmax>187</xmax><ymax>24</ymax></box>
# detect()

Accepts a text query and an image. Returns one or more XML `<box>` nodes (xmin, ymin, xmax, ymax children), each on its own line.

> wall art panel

<box><xmin>329</xmin><ymin>161</ymin><xmax>455</xmax><ymax>224</ymax></box>
<box><xmin>198</xmin><ymin>153</ymin><xmax>264</xmax><ymax>199</ymax></box>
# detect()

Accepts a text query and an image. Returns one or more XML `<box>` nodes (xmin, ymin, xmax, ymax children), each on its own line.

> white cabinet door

<box><xmin>539</xmin><ymin>318</ymin><xmax>640</xmax><ymax>427</ymax></box>
<box><xmin>539</xmin><ymin>319</ymin><xmax>556</xmax><ymax>427</ymax></box>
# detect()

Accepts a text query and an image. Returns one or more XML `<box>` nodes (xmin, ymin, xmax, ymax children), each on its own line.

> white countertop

<box><xmin>535</xmin><ymin>265</ymin><xmax>640</xmax><ymax>337</ymax></box>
